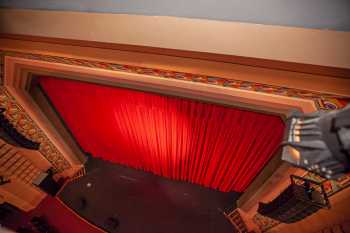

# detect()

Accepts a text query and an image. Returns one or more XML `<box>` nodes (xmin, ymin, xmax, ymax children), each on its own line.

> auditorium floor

<box><xmin>59</xmin><ymin>157</ymin><xmax>240</xmax><ymax>233</ymax></box>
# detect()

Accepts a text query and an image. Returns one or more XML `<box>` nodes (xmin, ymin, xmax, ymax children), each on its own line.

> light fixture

<box><xmin>281</xmin><ymin>104</ymin><xmax>350</xmax><ymax>179</ymax></box>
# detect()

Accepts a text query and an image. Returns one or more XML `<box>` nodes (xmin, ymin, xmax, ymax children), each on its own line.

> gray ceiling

<box><xmin>1</xmin><ymin>0</ymin><xmax>350</xmax><ymax>31</ymax></box>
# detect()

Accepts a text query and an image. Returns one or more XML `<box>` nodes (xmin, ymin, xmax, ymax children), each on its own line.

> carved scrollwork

<box><xmin>0</xmin><ymin>87</ymin><xmax>71</xmax><ymax>172</ymax></box>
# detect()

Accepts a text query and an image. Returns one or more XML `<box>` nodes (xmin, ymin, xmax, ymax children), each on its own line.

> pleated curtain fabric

<box><xmin>39</xmin><ymin>77</ymin><xmax>284</xmax><ymax>192</ymax></box>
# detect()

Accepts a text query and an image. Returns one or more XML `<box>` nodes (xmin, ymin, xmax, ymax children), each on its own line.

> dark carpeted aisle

<box><xmin>59</xmin><ymin>157</ymin><xmax>240</xmax><ymax>233</ymax></box>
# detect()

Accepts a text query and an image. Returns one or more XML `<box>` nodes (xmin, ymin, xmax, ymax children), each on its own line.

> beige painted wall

<box><xmin>1</xmin><ymin>9</ymin><xmax>350</xmax><ymax>69</ymax></box>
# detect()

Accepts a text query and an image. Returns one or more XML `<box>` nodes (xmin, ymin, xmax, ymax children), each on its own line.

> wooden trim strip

<box><xmin>1</xmin><ymin>33</ymin><xmax>350</xmax><ymax>79</ymax></box>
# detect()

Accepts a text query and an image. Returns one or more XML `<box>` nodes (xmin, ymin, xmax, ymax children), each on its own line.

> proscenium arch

<box><xmin>3</xmin><ymin>53</ymin><xmax>318</xmax><ymax>223</ymax></box>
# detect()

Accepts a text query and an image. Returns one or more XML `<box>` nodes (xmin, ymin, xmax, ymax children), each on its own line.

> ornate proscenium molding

<box><xmin>0</xmin><ymin>108</ymin><xmax>40</xmax><ymax>150</ymax></box>
<box><xmin>0</xmin><ymin>50</ymin><xmax>348</xmax><ymax>111</ymax></box>
<box><xmin>0</xmin><ymin>86</ymin><xmax>71</xmax><ymax>172</ymax></box>
<box><xmin>0</xmin><ymin>49</ymin><xmax>348</xmax><ymax>173</ymax></box>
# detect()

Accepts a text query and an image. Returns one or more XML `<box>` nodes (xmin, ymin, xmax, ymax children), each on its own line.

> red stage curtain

<box><xmin>39</xmin><ymin>77</ymin><xmax>284</xmax><ymax>192</ymax></box>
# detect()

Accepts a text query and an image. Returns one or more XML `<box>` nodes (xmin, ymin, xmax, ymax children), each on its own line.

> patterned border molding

<box><xmin>0</xmin><ymin>50</ymin><xmax>349</xmax><ymax>111</ymax></box>
<box><xmin>0</xmin><ymin>63</ymin><xmax>71</xmax><ymax>173</ymax></box>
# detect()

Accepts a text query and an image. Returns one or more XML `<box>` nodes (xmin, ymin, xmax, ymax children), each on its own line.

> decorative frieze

<box><xmin>0</xmin><ymin>87</ymin><xmax>71</xmax><ymax>172</ymax></box>
<box><xmin>1</xmin><ymin>50</ymin><xmax>347</xmax><ymax>111</ymax></box>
